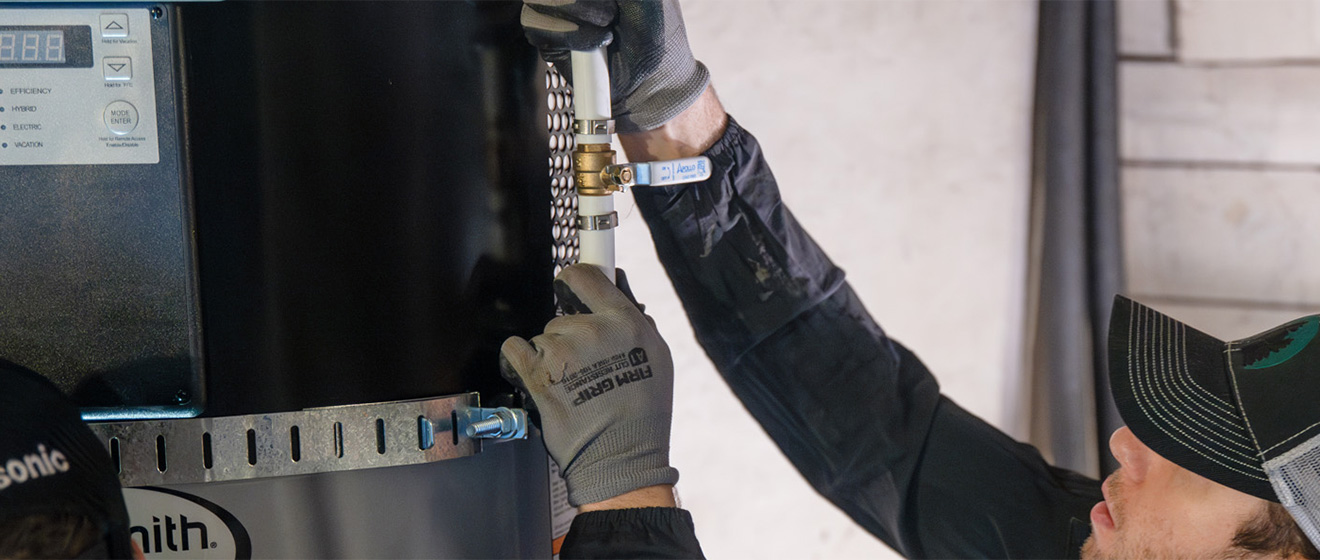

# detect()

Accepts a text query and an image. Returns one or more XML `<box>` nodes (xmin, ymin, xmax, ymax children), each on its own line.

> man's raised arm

<box><xmin>518</xmin><ymin>1</ymin><xmax>1102</xmax><ymax>557</ymax></box>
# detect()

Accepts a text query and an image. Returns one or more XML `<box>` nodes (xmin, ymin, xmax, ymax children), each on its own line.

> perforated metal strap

<box><xmin>89</xmin><ymin>393</ymin><xmax>480</xmax><ymax>487</ymax></box>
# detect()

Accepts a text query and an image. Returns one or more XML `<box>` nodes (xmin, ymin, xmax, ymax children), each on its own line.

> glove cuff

<box><xmin>567</xmin><ymin>462</ymin><xmax>680</xmax><ymax>506</ymax></box>
<box><xmin>618</xmin><ymin>60</ymin><xmax>711</xmax><ymax>133</ymax></box>
<box><xmin>562</xmin><ymin>415</ymin><xmax>679</xmax><ymax>506</ymax></box>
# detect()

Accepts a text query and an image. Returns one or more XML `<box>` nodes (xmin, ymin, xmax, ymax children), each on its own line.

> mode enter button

<box><xmin>103</xmin><ymin>101</ymin><xmax>138</xmax><ymax>135</ymax></box>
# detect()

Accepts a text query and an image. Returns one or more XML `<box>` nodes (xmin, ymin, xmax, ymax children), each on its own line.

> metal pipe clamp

<box><xmin>573</xmin><ymin>119</ymin><xmax>615</xmax><ymax>136</ymax></box>
<box><xmin>576</xmin><ymin>212</ymin><xmax>619</xmax><ymax>231</ymax></box>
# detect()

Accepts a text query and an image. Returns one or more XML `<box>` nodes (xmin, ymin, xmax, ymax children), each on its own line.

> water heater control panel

<box><xmin>0</xmin><ymin>7</ymin><xmax>159</xmax><ymax>165</ymax></box>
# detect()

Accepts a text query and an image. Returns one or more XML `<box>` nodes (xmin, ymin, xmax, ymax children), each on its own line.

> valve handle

<box><xmin>603</xmin><ymin>157</ymin><xmax>712</xmax><ymax>190</ymax></box>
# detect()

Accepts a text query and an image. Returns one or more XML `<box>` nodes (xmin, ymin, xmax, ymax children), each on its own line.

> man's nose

<box><xmin>1109</xmin><ymin>426</ymin><xmax>1149</xmax><ymax>483</ymax></box>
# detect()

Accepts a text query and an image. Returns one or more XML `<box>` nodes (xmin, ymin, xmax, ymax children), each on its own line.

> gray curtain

<box><xmin>1025</xmin><ymin>0</ymin><xmax>1124</xmax><ymax>478</ymax></box>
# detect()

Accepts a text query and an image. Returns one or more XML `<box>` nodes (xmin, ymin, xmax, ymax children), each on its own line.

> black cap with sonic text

<box><xmin>1109</xmin><ymin>296</ymin><xmax>1320</xmax><ymax>550</ymax></box>
<box><xmin>0</xmin><ymin>358</ymin><xmax>133</xmax><ymax>559</ymax></box>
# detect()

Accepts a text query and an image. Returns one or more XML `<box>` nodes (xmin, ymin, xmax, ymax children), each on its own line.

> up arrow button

<box><xmin>100</xmin><ymin>14</ymin><xmax>129</xmax><ymax>38</ymax></box>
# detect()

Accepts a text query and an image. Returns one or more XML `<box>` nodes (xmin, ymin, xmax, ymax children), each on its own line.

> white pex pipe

<box><xmin>571</xmin><ymin>49</ymin><xmax>616</xmax><ymax>283</ymax></box>
<box><xmin>577</xmin><ymin>195</ymin><xmax>616</xmax><ymax>283</ymax></box>
<box><xmin>570</xmin><ymin>49</ymin><xmax>613</xmax><ymax>145</ymax></box>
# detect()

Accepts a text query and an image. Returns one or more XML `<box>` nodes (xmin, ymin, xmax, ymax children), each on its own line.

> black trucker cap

<box><xmin>0</xmin><ymin>358</ymin><xmax>133</xmax><ymax>559</ymax></box>
<box><xmin>1109</xmin><ymin>295</ymin><xmax>1320</xmax><ymax>548</ymax></box>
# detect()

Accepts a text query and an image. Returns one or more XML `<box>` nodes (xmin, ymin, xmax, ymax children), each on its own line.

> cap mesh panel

<box><xmin>1265</xmin><ymin>432</ymin><xmax>1320</xmax><ymax>550</ymax></box>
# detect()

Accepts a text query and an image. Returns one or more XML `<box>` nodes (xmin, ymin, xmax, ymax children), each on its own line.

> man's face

<box><xmin>1080</xmin><ymin>426</ymin><xmax>1270</xmax><ymax>560</ymax></box>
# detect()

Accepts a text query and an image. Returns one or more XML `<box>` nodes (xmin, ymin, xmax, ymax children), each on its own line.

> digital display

<box><xmin>0</xmin><ymin>30</ymin><xmax>65</xmax><ymax>63</ymax></box>
<box><xmin>0</xmin><ymin>27</ymin><xmax>92</xmax><ymax>69</ymax></box>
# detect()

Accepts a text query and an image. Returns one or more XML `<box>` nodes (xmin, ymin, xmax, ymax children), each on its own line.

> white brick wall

<box><xmin>1119</xmin><ymin>2</ymin><xmax>1320</xmax><ymax>354</ymax></box>
<box><xmin>1123</xmin><ymin>166</ymin><xmax>1320</xmax><ymax>305</ymax></box>
<box><xmin>1119</xmin><ymin>0</ymin><xmax>1172</xmax><ymax>57</ymax></box>
<box><xmin>1122</xmin><ymin>63</ymin><xmax>1320</xmax><ymax>165</ymax></box>
<box><xmin>1177</xmin><ymin>0</ymin><xmax>1320</xmax><ymax>61</ymax></box>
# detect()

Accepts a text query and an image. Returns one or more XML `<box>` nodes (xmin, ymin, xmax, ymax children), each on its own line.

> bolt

<box><xmin>174</xmin><ymin>390</ymin><xmax>190</xmax><ymax>405</ymax></box>
<box><xmin>466</xmin><ymin>408</ymin><xmax>522</xmax><ymax>439</ymax></box>
<box><xmin>467</xmin><ymin>410</ymin><xmax>511</xmax><ymax>438</ymax></box>
<box><xmin>466</xmin><ymin>416</ymin><xmax>505</xmax><ymax>438</ymax></box>
<box><xmin>620</xmin><ymin>167</ymin><xmax>634</xmax><ymax>183</ymax></box>
<box><xmin>150</xmin><ymin>7</ymin><xmax>164</xmax><ymax>20</ymax></box>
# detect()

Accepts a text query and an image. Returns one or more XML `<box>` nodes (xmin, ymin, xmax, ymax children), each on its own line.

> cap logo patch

<box><xmin>0</xmin><ymin>444</ymin><xmax>71</xmax><ymax>491</ymax></box>
<box><xmin>1243</xmin><ymin>317</ymin><xmax>1319</xmax><ymax>371</ymax></box>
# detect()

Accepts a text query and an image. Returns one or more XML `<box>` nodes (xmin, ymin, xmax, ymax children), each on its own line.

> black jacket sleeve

<box><xmin>560</xmin><ymin>508</ymin><xmax>704</xmax><ymax>559</ymax></box>
<box><xmin>625</xmin><ymin>117</ymin><xmax>1103</xmax><ymax>558</ymax></box>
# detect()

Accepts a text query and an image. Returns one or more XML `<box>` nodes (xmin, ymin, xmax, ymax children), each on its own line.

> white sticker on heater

<box><xmin>123</xmin><ymin>487</ymin><xmax>251</xmax><ymax>559</ymax></box>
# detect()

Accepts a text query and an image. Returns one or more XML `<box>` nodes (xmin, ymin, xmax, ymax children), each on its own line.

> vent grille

<box><xmin>547</xmin><ymin>65</ymin><xmax>579</xmax><ymax>277</ymax></box>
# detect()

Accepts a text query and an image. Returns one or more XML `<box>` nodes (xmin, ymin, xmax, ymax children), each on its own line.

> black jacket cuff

<box><xmin>560</xmin><ymin>507</ymin><xmax>704</xmax><ymax>559</ymax></box>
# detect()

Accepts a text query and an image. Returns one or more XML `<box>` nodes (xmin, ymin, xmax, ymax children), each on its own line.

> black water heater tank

<box><xmin>1</xmin><ymin>1</ymin><xmax>558</xmax><ymax>418</ymax></box>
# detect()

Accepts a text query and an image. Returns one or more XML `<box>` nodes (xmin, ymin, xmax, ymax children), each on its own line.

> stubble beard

<box><xmin>1079</xmin><ymin>472</ymin><xmax>1240</xmax><ymax>560</ymax></box>
<box><xmin>1081</xmin><ymin>472</ymin><xmax>1151</xmax><ymax>560</ymax></box>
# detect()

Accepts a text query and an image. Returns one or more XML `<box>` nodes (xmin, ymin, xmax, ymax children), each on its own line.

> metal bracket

<box><xmin>89</xmin><ymin>393</ymin><xmax>510</xmax><ymax>487</ymax></box>
<box><xmin>576</xmin><ymin>212</ymin><xmax>619</xmax><ymax>231</ymax></box>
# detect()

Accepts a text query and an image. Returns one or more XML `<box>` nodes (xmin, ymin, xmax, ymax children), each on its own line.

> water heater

<box><xmin>0</xmin><ymin>2</ymin><xmax>580</xmax><ymax>556</ymax></box>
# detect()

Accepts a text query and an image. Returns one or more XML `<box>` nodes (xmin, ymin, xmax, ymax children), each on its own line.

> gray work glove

<box><xmin>521</xmin><ymin>0</ymin><xmax>711</xmax><ymax>133</ymax></box>
<box><xmin>500</xmin><ymin>264</ymin><xmax>678</xmax><ymax>506</ymax></box>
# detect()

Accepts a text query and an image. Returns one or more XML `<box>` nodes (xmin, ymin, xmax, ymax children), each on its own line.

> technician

<box><xmin>0</xmin><ymin>359</ymin><xmax>140</xmax><ymax>559</ymax></box>
<box><xmin>501</xmin><ymin>1</ymin><xmax>1320</xmax><ymax>558</ymax></box>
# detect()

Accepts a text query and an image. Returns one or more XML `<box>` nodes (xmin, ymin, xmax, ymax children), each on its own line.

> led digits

<box><xmin>45</xmin><ymin>33</ymin><xmax>62</xmax><ymax>62</ymax></box>
<box><xmin>21</xmin><ymin>33</ymin><xmax>37</xmax><ymax>61</ymax></box>
<box><xmin>0</xmin><ymin>31</ymin><xmax>66</xmax><ymax>63</ymax></box>
<box><xmin>0</xmin><ymin>33</ymin><xmax>14</xmax><ymax>62</ymax></box>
